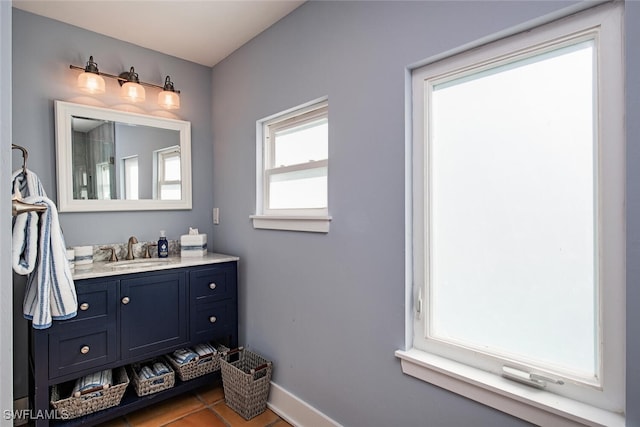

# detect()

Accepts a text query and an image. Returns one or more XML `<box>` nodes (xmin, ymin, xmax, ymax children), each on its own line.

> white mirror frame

<box><xmin>55</xmin><ymin>100</ymin><xmax>192</xmax><ymax>212</ymax></box>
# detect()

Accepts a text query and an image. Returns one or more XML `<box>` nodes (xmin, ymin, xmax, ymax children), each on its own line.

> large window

<box><xmin>252</xmin><ymin>99</ymin><xmax>331</xmax><ymax>232</ymax></box>
<box><xmin>397</xmin><ymin>3</ymin><xmax>624</xmax><ymax>426</ymax></box>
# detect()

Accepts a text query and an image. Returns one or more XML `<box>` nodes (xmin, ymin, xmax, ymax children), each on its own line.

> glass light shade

<box><xmin>121</xmin><ymin>82</ymin><xmax>145</xmax><ymax>102</ymax></box>
<box><xmin>77</xmin><ymin>72</ymin><xmax>106</xmax><ymax>94</ymax></box>
<box><xmin>158</xmin><ymin>90</ymin><xmax>180</xmax><ymax>109</ymax></box>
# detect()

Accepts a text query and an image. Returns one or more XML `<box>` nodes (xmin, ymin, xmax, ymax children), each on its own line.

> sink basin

<box><xmin>109</xmin><ymin>258</ymin><xmax>172</xmax><ymax>269</ymax></box>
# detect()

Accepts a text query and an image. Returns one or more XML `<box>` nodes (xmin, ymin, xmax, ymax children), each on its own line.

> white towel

<box><xmin>12</xmin><ymin>169</ymin><xmax>77</xmax><ymax>329</ymax></box>
<box><xmin>12</xmin><ymin>168</ymin><xmax>45</xmax><ymax>275</ymax></box>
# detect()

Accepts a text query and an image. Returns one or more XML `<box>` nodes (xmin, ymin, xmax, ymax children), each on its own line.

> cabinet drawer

<box><xmin>191</xmin><ymin>301</ymin><xmax>235</xmax><ymax>342</ymax></box>
<box><xmin>190</xmin><ymin>264</ymin><xmax>236</xmax><ymax>301</ymax></box>
<box><xmin>72</xmin><ymin>280</ymin><xmax>118</xmax><ymax>323</ymax></box>
<box><xmin>49</xmin><ymin>325</ymin><xmax>117</xmax><ymax>379</ymax></box>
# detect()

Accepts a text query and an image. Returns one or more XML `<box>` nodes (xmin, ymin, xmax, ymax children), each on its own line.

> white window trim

<box><xmin>397</xmin><ymin>2</ymin><xmax>625</xmax><ymax>426</ymax></box>
<box><xmin>252</xmin><ymin>98</ymin><xmax>331</xmax><ymax>233</ymax></box>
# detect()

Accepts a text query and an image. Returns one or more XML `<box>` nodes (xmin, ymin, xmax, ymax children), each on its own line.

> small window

<box><xmin>251</xmin><ymin>99</ymin><xmax>331</xmax><ymax>232</ymax></box>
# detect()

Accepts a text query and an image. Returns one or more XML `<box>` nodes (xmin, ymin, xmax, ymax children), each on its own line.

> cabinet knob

<box><xmin>80</xmin><ymin>346</ymin><xmax>90</xmax><ymax>354</ymax></box>
<box><xmin>79</xmin><ymin>302</ymin><xmax>90</xmax><ymax>311</ymax></box>
<box><xmin>209</xmin><ymin>282</ymin><xmax>217</xmax><ymax>290</ymax></box>
<box><xmin>121</xmin><ymin>296</ymin><xmax>130</xmax><ymax>305</ymax></box>
<box><xmin>209</xmin><ymin>316</ymin><xmax>217</xmax><ymax>323</ymax></box>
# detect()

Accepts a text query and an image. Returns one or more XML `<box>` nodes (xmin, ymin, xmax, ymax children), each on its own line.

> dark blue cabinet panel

<box><xmin>120</xmin><ymin>272</ymin><xmax>188</xmax><ymax>359</ymax></box>
<box><xmin>189</xmin><ymin>263</ymin><xmax>237</xmax><ymax>346</ymax></box>
<box><xmin>47</xmin><ymin>279</ymin><xmax>118</xmax><ymax>379</ymax></box>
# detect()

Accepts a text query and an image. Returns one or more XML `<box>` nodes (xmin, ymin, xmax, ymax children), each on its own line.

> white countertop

<box><xmin>71</xmin><ymin>252</ymin><xmax>239</xmax><ymax>280</ymax></box>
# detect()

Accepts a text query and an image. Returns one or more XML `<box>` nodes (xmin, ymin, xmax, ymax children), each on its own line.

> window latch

<box><xmin>416</xmin><ymin>288</ymin><xmax>422</xmax><ymax>318</ymax></box>
<box><xmin>502</xmin><ymin>366</ymin><xmax>564</xmax><ymax>389</ymax></box>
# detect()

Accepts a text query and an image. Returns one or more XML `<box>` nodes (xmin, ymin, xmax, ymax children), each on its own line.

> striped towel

<box><xmin>193</xmin><ymin>342</ymin><xmax>217</xmax><ymax>357</ymax></box>
<box><xmin>72</xmin><ymin>369</ymin><xmax>112</xmax><ymax>397</ymax></box>
<box><xmin>12</xmin><ymin>169</ymin><xmax>78</xmax><ymax>329</ymax></box>
<box><xmin>171</xmin><ymin>348</ymin><xmax>199</xmax><ymax>365</ymax></box>
<box><xmin>138</xmin><ymin>366</ymin><xmax>156</xmax><ymax>380</ymax></box>
<box><xmin>153</xmin><ymin>362</ymin><xmax>171</xmax><ymax>376</ymax></box>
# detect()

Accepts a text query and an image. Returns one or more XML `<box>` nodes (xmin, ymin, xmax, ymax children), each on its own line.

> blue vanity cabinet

<box><xmin>30</xmin><ymin>259</ymin><xmax>238</xmax><ymax>427</ymax></box>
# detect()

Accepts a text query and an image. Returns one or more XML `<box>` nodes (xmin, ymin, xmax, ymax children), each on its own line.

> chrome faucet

<box><xmin>125</xmin><ymin>236</ymin><xmax>138</xmax><ymax>260</ymax></box>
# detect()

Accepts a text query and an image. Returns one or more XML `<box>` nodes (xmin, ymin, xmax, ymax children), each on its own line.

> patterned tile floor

<box><xmin>95</xmin><ymin>382</ymin><xmax>291</xmax><ymax>427</ymax></box>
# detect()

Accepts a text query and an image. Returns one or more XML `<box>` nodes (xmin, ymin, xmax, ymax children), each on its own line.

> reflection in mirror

<box><xmin>56</xmin><ymin>101</ymin><xmax>191</xmax><ymax>212</ymax></box>
<box><xmin>71</xmin><ymin>116</ymin><xmax>180</xmax><ymax>201</ymax></box>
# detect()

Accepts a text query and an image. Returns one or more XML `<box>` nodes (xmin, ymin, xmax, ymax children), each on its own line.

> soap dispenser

<box><xmin>158</xmin><ymin>230</ymin><xmax>169</xmax><ymax>258</ymax></box>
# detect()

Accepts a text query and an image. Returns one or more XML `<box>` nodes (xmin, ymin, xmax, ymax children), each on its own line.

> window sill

<box><xmin>395</xmin><ymin>348</ymin><xmax>624</xmax><ymax>427</ymax></box>
<box><xmin>250</xmin><ymin>215</ymin><xmax>331</xmax><ymax>233</ymax></box>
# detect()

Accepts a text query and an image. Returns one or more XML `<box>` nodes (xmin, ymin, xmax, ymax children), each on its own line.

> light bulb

<box><xmin>121</xmin><ymin>82</ymin><xmax>145</xmax><ymax>102</ymax></box>
<box><xmin>158</xmin><ymin>90</ymin><xmax>180</xmax><ymax>109</ymax></box>
<box><xmin>77</xmin><ymin>72</ymin><xmax>106</xmax><ymax>94</ymax></box>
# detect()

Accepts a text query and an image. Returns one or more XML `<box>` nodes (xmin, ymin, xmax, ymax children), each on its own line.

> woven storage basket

<box><xmin>50</xmin><ymin>367</ymin><xmax>129</xmax><ymax>420</ymax></box>
<box><xmin>220</xmin><ymin>348</ymin><xmax>272</xmax><ymax>420</ymax></box>
<box><xmin>167</xmin><ymin>343</ymin><xmax>229</xmax><ymax>381</ymax></box>
<box><xmin>130</xmin><ymin>358</ymin><xmax>175</xmax><ymax>397</ymax></box>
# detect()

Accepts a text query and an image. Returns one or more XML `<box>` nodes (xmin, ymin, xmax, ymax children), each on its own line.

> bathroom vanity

<box><xmin>29</xmin><ymin>253</ymin><xmax>238</xmax><ymax>426</ymax></box>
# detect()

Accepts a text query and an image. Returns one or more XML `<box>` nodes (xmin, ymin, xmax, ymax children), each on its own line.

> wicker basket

<box><xmin>130</xmin><ymin>358</ymin><xmax>175</xmax><ymax>396</ymax></box>
<box><xmin>50</xmin><ymin>367</ymin><xmax>129</xmax><ymax>420</ymax></box>
<box><xmin>220</xmin><ymin>348</ymin><xmax>272</xmax><ymax>420</ymax></box>
<box><xmin>167</xmin><ymin>343</ymin><xmax>229</xmax><ymax>381</ymax></box>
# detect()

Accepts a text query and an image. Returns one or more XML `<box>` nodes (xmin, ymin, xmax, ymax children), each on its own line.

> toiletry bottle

<box><xmin>158</xmin><ymin>230</ymin><xmax>169</xmax><ymax>258</ymax></box>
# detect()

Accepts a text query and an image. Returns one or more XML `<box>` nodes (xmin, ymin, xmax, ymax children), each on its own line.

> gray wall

<box><xmin>210</xmin><ymin>1</ymin><xmax>640</xmax><ymax>426</ymax></box>
<box><xmin>11</xmin><ymin>9</ymin><xmax>213</xmax><ymax>399</ymax></box>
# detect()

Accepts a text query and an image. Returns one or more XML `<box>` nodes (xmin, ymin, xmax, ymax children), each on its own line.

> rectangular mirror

<box><xmin>55</xmin><ymin>101</ymin><xmax>192</xmax><ymax>212</ymax></box>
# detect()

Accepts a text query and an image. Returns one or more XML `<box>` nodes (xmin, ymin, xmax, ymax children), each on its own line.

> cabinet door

<box><xmin>120</xmin><ymin>271</ymin><xmax>188</xmax><ymax>359</ymax></box>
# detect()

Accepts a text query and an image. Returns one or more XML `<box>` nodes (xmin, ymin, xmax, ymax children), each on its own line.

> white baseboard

<box><xmin>267</xmin><ymin>382</ymin><xmax>341</xmax><ymax>427</ymax></box>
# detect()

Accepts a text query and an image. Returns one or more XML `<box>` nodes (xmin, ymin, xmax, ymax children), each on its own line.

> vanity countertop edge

<box><xmin>71</xmin><ymin>252</ymin><xmax>239</xmax><ymax>280</ymax></box>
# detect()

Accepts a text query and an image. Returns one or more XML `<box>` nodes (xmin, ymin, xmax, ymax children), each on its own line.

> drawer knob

<box><xmin>121</xmin><ymin>296</ymin><xmax>130</xmax><ymax>305</ymax></box>
<box><xmin>80</xmin><ymin>346</ymin><xmax>90</xmax><ymax>354</ymax></box>
<box><xmin>209</xmin><ymin>316</ymin><xmax>217</xmax><ymax>323</ymax></box>
<box><xmin>79</xmin><ymin>302</ymin><xmax>89</xmax><ymax>311</ymax></box>
<box><xmin>209</xmin><ymin>282</ymin><xmax>217</xmax><ymax>290</ymax></box>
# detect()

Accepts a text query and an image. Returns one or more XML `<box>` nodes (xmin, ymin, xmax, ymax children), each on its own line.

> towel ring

<box><xmin>11</xmin><ymin>144</ymin><xmax>28</xmax><ymax>176</ymax></box>
<box><xmin>11</xmin><ymin>143</ymin><xmax>48</xmax><ymax>217</ymax></box>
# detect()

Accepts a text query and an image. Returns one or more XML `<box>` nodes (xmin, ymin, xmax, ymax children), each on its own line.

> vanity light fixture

<box><xmin>69</xmin><ymin>55</ymin><xmax>181</xmax><ymax>109</ymax></box>
<box><xmin>119</xmin><ymin>66</ymin><xmax>145</xmax><ymax>103</ymax></box>
<box><xmin>76</xmin><ymin>56</ymin><xmax>106</xmax><ymax>94</ymax></box>
<box><xmin>158</xmin><ymin>76</ymin><xmax>180</xmax><ymax>109</ymax></box>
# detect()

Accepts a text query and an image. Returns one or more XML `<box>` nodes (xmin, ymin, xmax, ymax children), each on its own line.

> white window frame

<box><xmin>396</xmin><ymin>3</ymin><xmax>625</xmax><ymax>426</ymax></box>
<box><xmin>251</xmin><ymin>98</ymin><xmax>332</xmax><ymax>233</ymax></box>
